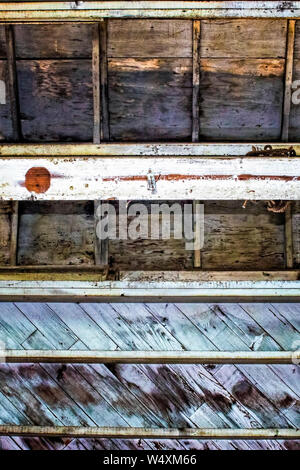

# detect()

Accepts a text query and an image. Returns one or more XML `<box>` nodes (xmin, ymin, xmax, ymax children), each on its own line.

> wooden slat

<box><xmin>92</xmin><ymin>23</ymin><xmax>101</xmax><ymax>145</ymax></box>
<box><xmin>0</xmin><ymin>279</ymin><xmax>300</xmax><ymax>301</ymax></box>
<box><xmin>282</xmin><ymin>20</ymin><xmax>296</xmax><ymax>141</ymax></box>
<box><xmin>0</xmin><ymin>142</ymin><xmax>299</xmax><ymax>156</ymax></box>
<box><xmin>1</xmin><ymin>156</ymin><xmax>300</xmax><ymax>201</ymax></box>
<box><xmin>9</xmin><ymin>201</ymin><xmax>18</xmax><ymax>266</ymax></box>
<box><xmin>2</xmin><ymin>2</ymin><xmax>300</xmax><ymax>21</ymax></box>
<box><xmin>0</xmin><ymin>269</ymin><xmax>298</xmax><ymax>282</ymax></box>
<box><xmin>5</xmin><ymin>25</ymin><xmax>22</xmax><ymax>141</ymax></box>
<box><xmin>285</xmin><ymin>204</ymin><xmax>294</xmax><ymax>268</ymax></box>
<box><xmin>0</xmin><ymin>425</ymin><xmax>299</xmax><ymax>440</ymax></box>
<box><xmin>192</xmin><ymin>20</ymin><xmax>200</xmax><ymax>142</ymax></box>
<box><xmin>0</xmin><ymin>350</ymin><xmax>297</xmax><ymax>365</ymax></box>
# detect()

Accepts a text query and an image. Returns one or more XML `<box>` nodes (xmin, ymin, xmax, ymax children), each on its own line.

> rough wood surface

<box><xmin>17</xmin><ymin>60</ymin><xmax>93</xmax><ymax>142</ymax></box>
<box><xmin>0</xmin><ymin>301</ymin><xmax>299</xmax><ymax>450</ymax></box>
<box><xmin>108</xmin><ymin>20</ymin><xmax>192</xmax><ymax>58</ymax></box>
<box><xmin>17</xmin><ymin>202</ymin><xmax>95</xmax><ymax>266</ymax></box>
<box><xmin>108</xmin><ymin>58</ymin><xmax>192</xmax><ymax>141</ymax></box>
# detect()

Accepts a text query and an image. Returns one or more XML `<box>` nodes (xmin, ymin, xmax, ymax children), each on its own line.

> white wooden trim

<box><xmin>0</xmin><ymin>350</ymin><xmax>297</xmax><ymax>364</ymax></box>
<box><xmin>0</xmin><ymin>425</ymin><xmax>298</xmax><ymax>440</ymax></box>
<box><xmin>1</xmin><ymin>156</ymin><xmax>300</xmax><ymax>200</ymax></box>
<box><xmin>1</xmin><ymin>142</ymin><xmax>299</xmax><ymax>156</ymax></box>
<box><xmin>0</xmin><ymin>279</ymin><xmax>299</xmax><ymax>301</ymax></box>
<box><xmin>2</xmin><ymin>2</ymin><xmax>300</xmax><ymax>21</ymax></box>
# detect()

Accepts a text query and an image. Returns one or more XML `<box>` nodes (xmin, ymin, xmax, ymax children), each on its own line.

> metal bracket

<box><xmin>147</xmin><ymin>170</ymin><xmax>157</xmax><ymax>194</ymax></box>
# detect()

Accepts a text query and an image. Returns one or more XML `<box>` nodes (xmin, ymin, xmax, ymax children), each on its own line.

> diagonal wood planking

<box><xmin>0</xmin><ymin>302</ymin><xmax>299</xmax><ymax>450</ymax></box>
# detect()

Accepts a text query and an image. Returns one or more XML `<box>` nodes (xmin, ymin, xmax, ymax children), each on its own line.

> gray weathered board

<box><xmin>0</xmin><ymin>19</ymin><xmax>300</xmax><ymax>142</ymax></box>
<box><xmin>0</xmin><ymin>200</ymin><xmax>290</xmax><ymax>270</ymax></box>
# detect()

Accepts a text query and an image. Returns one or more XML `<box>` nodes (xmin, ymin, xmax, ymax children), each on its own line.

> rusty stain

<box><xmin>24</xmin><ymin>167</ymin><xmax>51</xmax><ymax>193</ymax></box>
<box><xmin>102</xmin><ymin>174</ymin><xmax>300</xmax><ymax>182</ymax></box>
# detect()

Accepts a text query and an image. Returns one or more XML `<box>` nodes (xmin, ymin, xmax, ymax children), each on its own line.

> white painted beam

<box><xmin>1</xmin><ymin>156</ymin><xmax>300</xmax><ymax>200</ymax></box>
<box><xmin>1</xmin><ymin>2</ymin><xmax>300</xmax><ymax>21</ymax></box>
<box><xmin>0</xmin><ymin>279</ymin><xmax>299</xmax><ymax>301</ymax></box>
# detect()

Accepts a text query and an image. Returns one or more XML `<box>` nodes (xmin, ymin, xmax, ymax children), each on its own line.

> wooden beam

<box><xmin>0</xmin><ymin>269</ymin><xmax>298</xmax><ymax>282</ymax></box>
<box><xmin>0</xmin><ymin>350</ymin><xmax>297</xmax><ymax>365</ymax></box>
<box><xmin>282</xmin><ymin>20</ymin><xmax>296</xmax><ymax>141</ymax></box>
<box><xmin>285</xmin><ymin>204</ymin><xmax>294</xmax><ymax>269</ymax></box>
<box><xmin>93</xmin><ymin>23</ymin><xmax>109</xmax><ymax>266</ymax></box>
<box><xmin>2</xmin><ymin>2</ymin><xmax>300</xmax><ymax>22</ymax></box>
<box><xmin>1</xmin><ymin>142</ymin><xmax>299</xmax><ymax>157</ymax></box>
<box><xmin>0</xmin><ymin>425</ymin><xmax>298</xmax><ymax>440</ymax></box>
<box><xmin>9</xmin><ymin>201</ymin><xmax>18</xmax><ymax>266</ymax></box>
<box><xmin>5</xmin><ymin>25</ymin><xmax>22</xmax><ymax>141</ymax></box>
<box><xmin>92</xmin><ymin>23</ymin><xmax>101</xmax><ymax>145</ymax></box>
<box><xmin>192</xmin><ymin>20</ymin><xmax>200</xmax><ymax>143</ymax></box>
<box><xmin>193</xmin><ymin>200</ymin><xmax>202</xmax><ymax>268</ymax></box>
<box><xmin>1</xmin><ymin>156</ymin><xmax>300</xmax><ymax>201</ymax></box>
<box><xmin>0</xmin><ymin>279</ymin><xmax>299</xmax><ymax>302</ymax></box>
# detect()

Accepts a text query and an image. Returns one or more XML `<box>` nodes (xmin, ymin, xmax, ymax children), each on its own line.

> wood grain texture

<box><xmin>108</xmin><ymin>58</ymin><xmax>192</xmax><ymax>141</ymax></box>
<box><xmin>14</xmin><ymin>24</ymin><xmax>93</xmax><ymax>59</ymax></box>
<box><xmin>200</xmin><ymin>19</ymin><xmax>287</xmax><ymax>58</ymax></box>
<box><xmin>17</xmin><ymin>202</ymin><xmax>95</xmax><ymax>266</ymax></box>
<box><xmin>199</xmin><ymin>58</ymin><xmax>285</xmax><ymax>141</ymax></box>
<box><xmin>17</xmin><ymin>60</ymin><xmax>93</xmax><ymax>142</ymax></box>
<box><xmin>108</xmin><ymin>20</ymin><xmax>192</xmax><ymax>58</ymax></box>
<box><xmin>0</xmin><ymin>301</ymin><xmax>299</xmax><ymax>449</ymax></box>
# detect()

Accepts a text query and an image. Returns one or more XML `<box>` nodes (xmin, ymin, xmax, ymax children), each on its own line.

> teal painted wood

<box><xmin>15</xmin><ymin>303</ymin><xmax>78</xmax><ymax>349</ymax></box>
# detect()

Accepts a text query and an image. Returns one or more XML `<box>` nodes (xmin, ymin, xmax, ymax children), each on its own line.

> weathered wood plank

<box><xmin>0</xmin><ymin>425</ymin><xmax>299</xmax><ymax>440</ymax></box>
<box><xmin>17</xmin><ymin>60</ymin><xmax>93</xmax><ymax>142</ymax></box>
<box><xmin>282</xmin><ymin>20</ymin><xmax>296</xmax><ymax>141</ymax></box>
<box><xmin>9</xmin><ymin>201</ymin><xmax>18</xmax><ymax>266</ymax></box>
<box><xmin>0</xmin><ymin>350</ymin><xmax>297</xmax><ymax>365</ymax></box>
<box><xmin>17</xmin><ymin>202</ymin><xmax>95</xmax><ymax>266</ymax></box>
<box><xmin>5</xmin><ymin>25</ymin><xmax>22</xmax><ymax>141</ymax></box>
<box><xmin>108</xmin><ymin>20</ymin><xmax>192</xmax><ymax>58</ymax></box>
<box><xmin>108</xmin><ymin>58</ymin><xmax>192</xmax><ymax>141</ymax></box>
<box><xmin>192</xmin><ymin>21</ymin><xmax>200</xmax><ymax>143</ymax></box>
<box><xmin>199</xmin><ymin>58</ymin><xmax>285</xmax><ymax>141</ymax></box>
<box><xmin>14</xmin><ymin>24</ymin><xmax>93</xmax><ymax>59</ymax></box>
<box><xmin>200</xmin><ymin>20</ymin><xmax>287</xmax><ymax>58</ymax></box>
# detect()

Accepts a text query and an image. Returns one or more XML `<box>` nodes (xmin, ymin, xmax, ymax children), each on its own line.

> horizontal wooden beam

<box><xmin>0</xmin><ymin>425</ymin><xmax>299</xmax><ymax>440</ymax></box>
<box><xmin>1</xmin><ymin>2</ymin><xmax>300</xmax><ymax>22</ymax></box>
<box><xmin>0</xmin><ymin>268</ymin><xmax>298</xmax><ymax>282</ymax></box>
<box><xmin>1</xmin><ymin>142</ymin><xmax>300</xmax><ymax>157</ymax></box>
<box><xmin>1</xmin><ymin>156</ymin><xmax>300</xmax><ymax>200</ymax></box>
<box><xmin>0</xmin><ymin>350</ymin><xmax>297</xmax><ymax>364</ymax></box>
<box><xmin>0</xmin><ymin>279</ymin><xmax>299</xmax><ymax>301</ymax></box>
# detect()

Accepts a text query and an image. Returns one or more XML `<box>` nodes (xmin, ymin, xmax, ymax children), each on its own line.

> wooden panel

<box><xmin>17</xmin><ymin>202</ymin><xmax>95</xmax><ymax>266</ymax></box>
<box><xmin>200</xmin><ymin>19</ymin><xmax>287</xmax><ymax>58</ymax></box>
<box><xmin>14</xmin><ymin>24</ymin><xmax>93</xmax><ymax>59</ymax></box>
<box><xmin>0</xmin><ymin>61</ymin><xmax>13</xmax><ymax>141</ymax></box>
<box><xmin>17</xmin><ymin>60</ymin><xmax>93</xmax><ymax>142</ymax></box>
<box><xmin>200</xmin><ymin>58</ymin><xmax>285</xmax><ymax>141</ymax></box>
<box><xmin>202</xmin><ymin>201</ymin><xmax>285</xmax><ymax>270</ymax></box>
<box><xmin>108</xmin><ymin>20</ymin><xmax>192</xmax><ymax>58</ymax></box>
<box><xmin>108</xmin><ymin>58</ymin><xmax>192</xmax><ymax>141</ymax></box>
